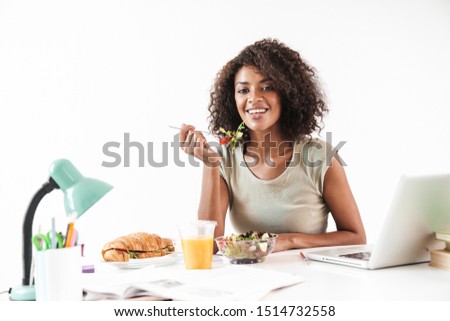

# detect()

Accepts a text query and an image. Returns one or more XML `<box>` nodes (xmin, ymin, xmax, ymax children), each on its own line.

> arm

<box><xmin>179</xmin><ymin>124</ymin><xmax>230</xmax><ymax>247</ymax></box>
<box><xmin>274</xmin><ymin>157</ymin><xmax>366</xmax><ymax>251</ymax></box>
<box><xmin>198</xmin><ymin>166</ymin><xmax>230</xmax><ymax>241</ymax></box>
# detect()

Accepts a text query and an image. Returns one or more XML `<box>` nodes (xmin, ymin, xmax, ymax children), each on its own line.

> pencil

<box><xmin>64</xmin><ymin>222</ymin><xmax>75</xmax><ymax>248</ymax></box>
<box><xmin>300</xmin><ymin>251</ymin><xmax>310</xmax><ymax>265</ymax></box>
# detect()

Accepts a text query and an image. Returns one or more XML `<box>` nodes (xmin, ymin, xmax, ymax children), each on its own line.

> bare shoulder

<box><xmin>323</xmin><ymin>155</ymin><xmax>352</xmax><ymax>196</ymax></box>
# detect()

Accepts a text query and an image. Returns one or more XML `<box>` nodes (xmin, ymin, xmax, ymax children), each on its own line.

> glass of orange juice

<box><xmin>177</xmin><ymin>220</ymin><xmax>217</xmax><ymax>269</ymax></box>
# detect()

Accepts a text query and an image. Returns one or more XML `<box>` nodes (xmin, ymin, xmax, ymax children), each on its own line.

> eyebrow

<box><xmin>235</xmin><ymin>78</ymin><xmax>272</xmax><ymax>87</ymax></box>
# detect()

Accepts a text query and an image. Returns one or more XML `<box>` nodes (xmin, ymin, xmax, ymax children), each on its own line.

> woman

<box><xmin>180</xmin><ymin>38</ymin><xmax>366</xmax><ymax>251</ymax></box>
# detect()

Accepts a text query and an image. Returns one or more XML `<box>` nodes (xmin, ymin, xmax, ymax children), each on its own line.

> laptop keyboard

<box><xmin>339</xmin><ymin>251</ymin><xmax>371</xmax><ymax>261</ymax></box>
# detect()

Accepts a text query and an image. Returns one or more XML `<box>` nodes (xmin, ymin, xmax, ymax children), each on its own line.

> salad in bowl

<box><xmin>215</xmin><ymin>231</ymin><xmax>278</xmax><ymax>264</ymax></box>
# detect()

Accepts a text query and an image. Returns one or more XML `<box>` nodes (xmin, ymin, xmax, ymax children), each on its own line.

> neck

<box><xmin>246</xmin><ymin>130</ymin><xmax>293</xmax><ymax>159</ymax></box>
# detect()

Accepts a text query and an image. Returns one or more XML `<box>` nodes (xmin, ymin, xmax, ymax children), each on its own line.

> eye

<box><xmin>236</xmin><ymin>88</ymin><xmax>249</xmax><ymax>94</ymax></box>
<box><xmin>261</xmin><ymin>85</ymin><xmax>274</xmax><ymax>92</ymax></box>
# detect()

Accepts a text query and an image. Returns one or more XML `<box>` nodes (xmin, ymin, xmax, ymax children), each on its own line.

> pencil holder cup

<box><xmin>35</xmin><ymin>246</ymin><xmax>82</xmax><ymax>301</ymax></box>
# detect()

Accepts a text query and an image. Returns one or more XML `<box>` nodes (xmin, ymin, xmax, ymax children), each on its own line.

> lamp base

<box><xmin>9</xmin><ymin>285</ymin><xmax>36</xmax><ymax>301</ymax></box>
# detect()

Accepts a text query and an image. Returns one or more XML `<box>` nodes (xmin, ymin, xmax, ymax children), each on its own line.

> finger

<box><xmin>199</xmin><ymin>137</ymin><xmax>212</xmax><ymax>151</ymax></box>
<box><xmin>190</xmin><ymin>131</ymin><xmax>209</xmax><ymax>154</ymax></box>
<box><xmin>195</xmin><ymin>131</ymin><xmax>209</xmax><ymax>148</ymax></box>
<box><xmin>179</xmin><ymin>124</ymin><xmax>195</xmax><ymax>142</ymax></box>
<box><xmin>187</xmin><ymin>130</ymin><xmax>198</xmax><ymax>145</ymax></box>
<box><xmin>181</xmin><ymin>128</ymin><xmax>195</xmax><ymax>150</ymax></box>
<box><xmin>182</xmin><ymin>129</ymin><xmax>195</xmax><ymax>152</ymax></box>
<box><xmin>188</xmin><ymin>131</ymin><xmax>201</xmax><ymax>152</ymax></box>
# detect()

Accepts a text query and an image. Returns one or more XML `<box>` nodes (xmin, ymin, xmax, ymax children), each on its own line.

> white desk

<box><xmin>81</xmin><ymin>250</ymin><xmax>450</xmax><ymax>301</ymax></box>
<box><xmin>2</xmin><ymin>250</ymin><xmax>449</xmax><ymax>321</ymax></box>
<box><xmin>256</xmin><ymin>251</ymin><xmax>450</xmax><ymax>300</ymax></box>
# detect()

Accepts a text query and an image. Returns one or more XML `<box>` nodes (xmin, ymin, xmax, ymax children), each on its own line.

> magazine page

<box><xmin>131</xmin><ymin>265</ymin><xmax>303</xmax><ymax>301</ymax></box>
<box><xmin>84</xmin><ymin>265</ymin><xmax>303</xmax><ymax>301</ymax></box>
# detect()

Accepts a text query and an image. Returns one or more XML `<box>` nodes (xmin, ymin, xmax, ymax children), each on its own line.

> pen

<box><xmin>300</xmin><ymin>251</ymin><xmax>310</xmax><ymax>265</ymax></box>
<box><xmin>51</xmin><ymin>217</ymin><xmax>56</xmax><ymax>249</ymax></box>
<box><xmin>70</xmin><ymin>229</ymin><xmax>78</xmax><ymax>247</ymax></box>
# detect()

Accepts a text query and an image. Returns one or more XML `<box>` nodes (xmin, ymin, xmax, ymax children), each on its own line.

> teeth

<box><xmin>248</xmin><ymin>108</ymin><xmax>267</xmax><ymax>114</ymax></box>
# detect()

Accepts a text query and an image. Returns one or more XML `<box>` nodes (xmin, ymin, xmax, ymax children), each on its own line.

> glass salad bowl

<box><xmin>215</xmin><ymin>231</ymin><xmax>278</xmax><ymax>264</ymax></box>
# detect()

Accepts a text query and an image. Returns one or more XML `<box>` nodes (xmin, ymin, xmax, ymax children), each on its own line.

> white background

<box><xmin>1</xmin><ymin>0</ymin><xmax>449</xmax><ymax>292</ymax></box>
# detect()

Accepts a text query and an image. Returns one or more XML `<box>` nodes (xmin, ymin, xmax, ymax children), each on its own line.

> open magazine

<box><xmin>83</xmin><ymin>264</ymin><xmax>303</xmax><ymax>301</ymax></box>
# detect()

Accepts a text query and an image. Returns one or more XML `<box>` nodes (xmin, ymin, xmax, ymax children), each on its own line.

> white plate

<box><xmin>102</xmin><ymin>252</ymin><xmax>181</xmax><ymax>269</ymax></box>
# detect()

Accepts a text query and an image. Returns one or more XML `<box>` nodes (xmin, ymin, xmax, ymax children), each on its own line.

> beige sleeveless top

<box><xmin>219</xmin><ymin>137</ymin><xmax>333</xmax><ymax>234</ymax></box>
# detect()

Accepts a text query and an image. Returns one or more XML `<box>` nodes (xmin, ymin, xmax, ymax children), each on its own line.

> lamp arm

<box><xmin>22</xmin><ymin>177</ymin><xmax>59</xmax><ymax>286</ymax></box>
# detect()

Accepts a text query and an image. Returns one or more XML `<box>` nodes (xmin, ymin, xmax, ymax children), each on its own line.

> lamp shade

<box><xmin>49</xmin><ymin>159</ymin><xmax>113</xmax><ymax>218</ymax></box>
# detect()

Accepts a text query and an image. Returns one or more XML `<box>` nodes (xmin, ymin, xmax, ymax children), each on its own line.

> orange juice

<box><xmin>181</xmin><ymin>237</ymin><xmax>214</xmax><ymax>269</ymax></box>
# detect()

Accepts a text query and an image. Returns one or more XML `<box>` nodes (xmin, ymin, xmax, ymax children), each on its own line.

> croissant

<box><xmin>102</xmin><ymin>232</ymin><xmax>175</xmax><ymax>262</ymax></box>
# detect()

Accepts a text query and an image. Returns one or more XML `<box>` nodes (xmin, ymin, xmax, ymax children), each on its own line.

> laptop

<box><xmin>305</xmin><ymin>174</ymin><xmax>450</xmax><ymax>269</ymax></box>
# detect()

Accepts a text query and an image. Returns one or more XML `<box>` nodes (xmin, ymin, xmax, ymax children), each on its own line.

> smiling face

<box><xmin>234</xmin><ymin>66</ymin><xmax>282</xmax><ymax>139</ymax></box>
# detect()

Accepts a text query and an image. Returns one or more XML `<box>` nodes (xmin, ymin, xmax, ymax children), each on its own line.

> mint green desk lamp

<box><xmin>9</xmin><ymin>159</ymin><xmax>113</xmax><ymax>301</ymax></box>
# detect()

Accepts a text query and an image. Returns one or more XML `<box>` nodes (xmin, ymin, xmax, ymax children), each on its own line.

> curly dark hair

<box><xmin>208</xmin><ymin>38</ymin><xmax>328</xmax><ymax>142</ymax></box>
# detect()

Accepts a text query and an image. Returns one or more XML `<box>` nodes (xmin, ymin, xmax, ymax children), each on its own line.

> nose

<box><xmin>248</xmin><ymin>89</ymin><xmax>263</xmax><ymax>104</ymax></box>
